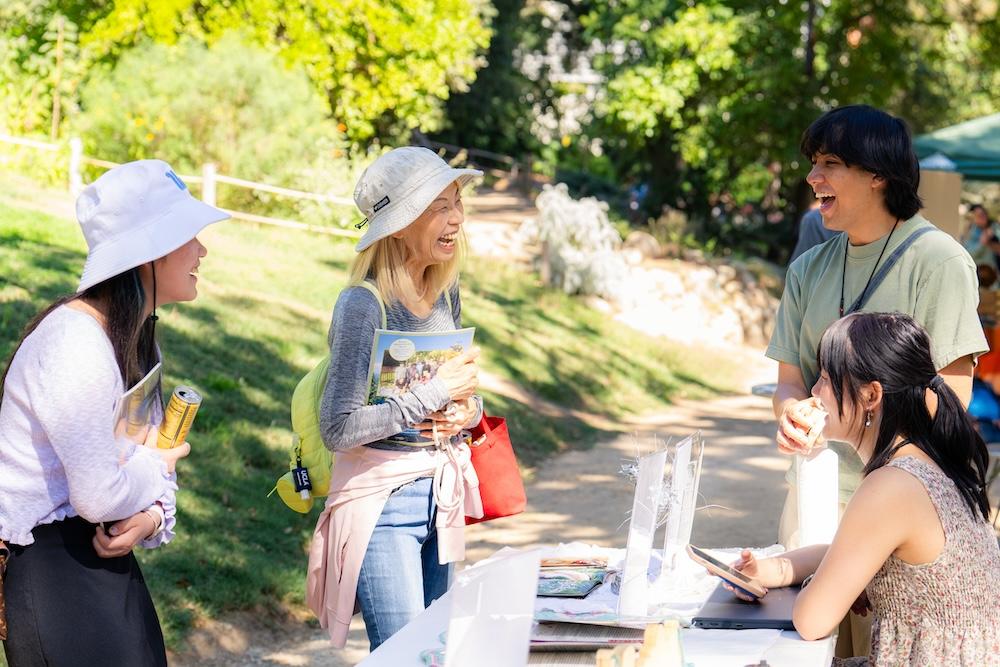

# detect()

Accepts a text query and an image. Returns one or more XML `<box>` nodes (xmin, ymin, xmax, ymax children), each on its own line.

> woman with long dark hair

<box><xmin>0</xmin><ymin>160</ymin><xmax>228</xmax><ymax>665</ymax></box>
<box><xmin>731</xmin><ymin>312</ymin><xmax>999</xmax><ymax>665</ymax></box>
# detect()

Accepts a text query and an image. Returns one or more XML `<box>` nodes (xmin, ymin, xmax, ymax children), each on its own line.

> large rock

<box><xmin>622</xmin><ymin>230</ymin><xmax>662</xmax><ymax>261</ymax></box>
<box><xmin>610</xmin><ymin>258</ymin><xmax>779</xmax><ymax>348</ymax></box>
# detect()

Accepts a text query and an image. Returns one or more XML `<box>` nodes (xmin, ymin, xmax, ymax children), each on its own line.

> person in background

<box><xmin>789</xmin><ymin>205</ymin><xmax>839</xmax><ymax>264</ymax></box>
<box><xmin>961</xmin><ymin>203</ymin><xmax>1000</xmax><ymax>272</ymax></box>
<box><xmin>732</xmin><ymin>312</ymin><xmax>999</xmax><ymax>666</ymax></box>
<box><xmin>307</xmin><ymin>147</ymin><xmax>484</xmax><ymax>651</ymax></box>
<box><xmin>0</xmin><ymin>160</ymin><xmax>228</xmax><ymax>666</ymax></box>
<box><xmin>766</xmin><ymin>104</ymin><xmax>988</xmax><ymax>657</ymax></box>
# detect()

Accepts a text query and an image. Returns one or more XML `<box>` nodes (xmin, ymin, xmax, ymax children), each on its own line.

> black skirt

<box><xmin>1</xmin><ymin>516</ymin><xmax>166</xmax><ymax>667</ymax></box>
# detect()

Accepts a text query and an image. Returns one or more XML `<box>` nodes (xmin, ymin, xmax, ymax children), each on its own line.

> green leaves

<box><xmin>574</xmin><ymin>0</ymin><xmax>999</xmax><ymax>260</ymax></box>
<box><xmin>81</xmin><ymin>0</ymin><xmax>492</xmax><ymax>145</ymax></box>
<box><xmin>73</xmin><ymin>34</ymin><xmax>348</xmax><ymax>222</ymax></box>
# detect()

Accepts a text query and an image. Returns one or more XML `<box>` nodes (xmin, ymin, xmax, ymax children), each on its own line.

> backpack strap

<box><xmin>444</xmin><ymin>284</ymin><xmax>454</xmax><ymax>325</ymax></box>
<box><xmin>353</xmin><ymin>280</ymin><xmax>455</xmax><ymax>328</ymax></box>
<box><xmin>356</xmin><ymin>280</ymin><xmax>388</xmax><ymax>328</ymax></box>
<box><xmin>847</xmin><ymin>225</ymin><xmax>935</xmax><ymax>315</ymax></box>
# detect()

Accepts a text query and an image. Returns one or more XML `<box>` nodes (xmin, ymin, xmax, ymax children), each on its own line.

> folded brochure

<box><xmin>365</xmin><ymin>327</ymin><xmax>475</xmax><ymax>443</ymax></box>
<box><xmin>112</xmin><ymin>362</ymin><xmax>162</xmax><ymax>443</ymax></box>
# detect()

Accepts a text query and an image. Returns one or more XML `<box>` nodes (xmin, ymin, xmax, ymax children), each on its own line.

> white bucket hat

<box><xmin>75</xmin><ymin>159</ymin><xmax>230</xmax><ymax>293</ymax></box>
<box><xmin>353</xmin><ymin>147</ymin><xmax>482</xmax><ymax>252</ymax></box>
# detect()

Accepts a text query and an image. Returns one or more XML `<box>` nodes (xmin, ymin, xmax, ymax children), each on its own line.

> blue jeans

<box><xmin>356</xmin><ymin>476</ymin><xmax>452</xmax><ymax>651</ymax></box>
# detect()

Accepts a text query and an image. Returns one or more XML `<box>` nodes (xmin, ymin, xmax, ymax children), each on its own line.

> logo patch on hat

<box><xmin>165</xmin><ymin>170</ymin><xmax>188</xmax><ymax>191</ymax></box>
<box><xmin>373</xmin><ymin>196</ymin><xmax>390</xmax><ymax>212</ymax></box>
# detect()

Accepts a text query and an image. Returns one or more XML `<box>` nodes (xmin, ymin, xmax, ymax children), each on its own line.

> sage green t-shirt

<box><xmin>767</xmin><ymin>213</ymin><xmax>989</xmax><ymax>499</ymax></box>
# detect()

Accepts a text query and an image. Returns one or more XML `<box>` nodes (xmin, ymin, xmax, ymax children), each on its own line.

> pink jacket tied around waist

<box><xmin>306</xmin><ymin>440</ymin><xmax>483</xmax><ymax>647</ymax></box>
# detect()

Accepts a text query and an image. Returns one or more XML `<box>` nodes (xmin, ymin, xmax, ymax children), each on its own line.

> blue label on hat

<box><xmin>373</xmin><ymin>195</ymin><xmax>390</xmax><ymax>212</ymax></box>
<box><xmin>165</xmin><ymin>170</ymin><xmax>188</xmax><ymax>191</ymax></box>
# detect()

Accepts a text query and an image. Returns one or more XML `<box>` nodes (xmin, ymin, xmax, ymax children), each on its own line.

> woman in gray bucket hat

<box><xmin>306</xmin><ymin>147</ymin><xmax>486</xmax><ymax>651</ymax></box>
<box><xmin>0</xmin><ymin>159</ymin><xmax>228</xmax><ymax>666</ymax></box>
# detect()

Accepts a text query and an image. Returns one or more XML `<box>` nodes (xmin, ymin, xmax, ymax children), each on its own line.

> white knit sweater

<box><xmin>0</xmin><ymin>306</ymin><xmax>176</xmax><ymax>546</ymax></box>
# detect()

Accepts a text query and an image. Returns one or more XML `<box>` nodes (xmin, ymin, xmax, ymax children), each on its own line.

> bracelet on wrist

<box><xmin>140</xmin><ymin>508</ymin><xmax>162</xmax><ymax>540</ymax></box>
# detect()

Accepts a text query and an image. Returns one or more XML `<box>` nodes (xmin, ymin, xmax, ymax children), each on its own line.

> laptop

<box><xmin>692</xmin><ymin>583</ymin><xmax>801</xmax><ymax>630</ymax></box>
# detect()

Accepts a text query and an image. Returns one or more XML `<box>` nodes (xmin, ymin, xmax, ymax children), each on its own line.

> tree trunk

<box><xmin>50</xmin><ymin>16</ymin><xmax>64</xmax><ymax>141</ymax></box>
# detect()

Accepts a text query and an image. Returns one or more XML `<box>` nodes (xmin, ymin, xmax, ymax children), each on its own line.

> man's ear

<box><xmin>871</xmin><ymin>173</ymin><xmax>887</xmax><ymax>192</ymax></box>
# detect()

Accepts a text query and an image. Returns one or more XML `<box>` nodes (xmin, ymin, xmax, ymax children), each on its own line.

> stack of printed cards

<box><xmin>537</xmin><ymin>556</ymin><xmax>610</xmax><ymax>599</ymax></box>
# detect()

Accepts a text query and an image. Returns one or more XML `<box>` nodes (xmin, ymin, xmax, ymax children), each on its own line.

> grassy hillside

<box><xmin>0</xmin><ymin>196</ymin><xmax>740</xmax><ymax>643</ymax></box>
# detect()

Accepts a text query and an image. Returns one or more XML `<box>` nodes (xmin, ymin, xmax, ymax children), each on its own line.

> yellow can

<box><xmin>157</xmin><ymin>386</ymin><xmax>202</xmax><ymax>449</ymax></box>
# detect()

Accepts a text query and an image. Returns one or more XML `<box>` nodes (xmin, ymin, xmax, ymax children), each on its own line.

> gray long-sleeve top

<box><xmin>319</xmin><ymin>282</ymin><xmax>462</xmax><ymax>451</ymax></box>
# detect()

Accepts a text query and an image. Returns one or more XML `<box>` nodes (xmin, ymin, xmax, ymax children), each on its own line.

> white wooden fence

<box><xmin>0</xmin><ymin>133</ymin><xmax>361</xmax><ymax>239</ymax></box>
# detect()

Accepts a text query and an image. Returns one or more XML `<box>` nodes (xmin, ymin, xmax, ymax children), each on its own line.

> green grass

<box><xmin>0</xmin><ymin>195</ymin><xmax>741</xmax><ymax>646</ymax></box>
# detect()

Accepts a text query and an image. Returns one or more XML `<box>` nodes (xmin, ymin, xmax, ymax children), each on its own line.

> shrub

<box><xmin>73</xmin><ymin>33</ymin><xmax>354</xmax><ymax>225</ymax></box>
<box><xmin>521</xmin><ymin>183</ymin><xmax>629</xmax><ymax>300</ymax></box>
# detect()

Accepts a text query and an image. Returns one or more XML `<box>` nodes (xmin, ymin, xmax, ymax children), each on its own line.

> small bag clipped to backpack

<box><xmin>271</xmin><ymin>282</ymin><xmax>387</xmax><ymax>513</ymax></box>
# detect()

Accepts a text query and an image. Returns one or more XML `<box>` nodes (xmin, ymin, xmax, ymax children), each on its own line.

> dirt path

<box><xmin>171</xmin><ymin>349</ymin><xmax>786</xmax><ymax>666</ymax></box>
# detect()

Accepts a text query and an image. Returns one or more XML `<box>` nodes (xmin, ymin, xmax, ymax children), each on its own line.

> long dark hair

<box><xmin>817</xmin><ymin>312</ymin><xmax>990</xmax><ymax>520</ymax></box>
<box><xmin>1</xmin><ymin>267</ymin><xmax>160</xmax><ymax>400</ymax></box>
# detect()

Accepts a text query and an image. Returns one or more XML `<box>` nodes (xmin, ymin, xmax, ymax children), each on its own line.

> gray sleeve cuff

<box><xmin>465</xmin><ymin>395</ymin><xmax>483</xmax><ymax>429</ymax></box>
<box><xmin>413</xmin><ymin>377</ymin><xmax>451</xmax><ymax>414</ymax></box>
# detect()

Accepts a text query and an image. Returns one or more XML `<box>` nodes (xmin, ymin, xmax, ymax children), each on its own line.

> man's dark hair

<box><xmin>800</xmin><ymin>105</ymin><xmax>922</xmax><ymax>220</ymax></box>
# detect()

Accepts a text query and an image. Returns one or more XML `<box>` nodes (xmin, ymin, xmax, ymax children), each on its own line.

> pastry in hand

<box><xmin>792</xmin><ymin>397</ymin><xmax>828</xmax><ymax>453</ymax></box>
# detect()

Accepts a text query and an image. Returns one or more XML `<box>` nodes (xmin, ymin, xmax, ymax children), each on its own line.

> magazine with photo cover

<box><xmin>365</xmin><ymin>328</ymin><xmax>475</xmax><ymax>443</ymax></box>
<box><xmin>112</xmin><ymin>362</ymin><xmax>163</xmax><ymax>444</ymax></box>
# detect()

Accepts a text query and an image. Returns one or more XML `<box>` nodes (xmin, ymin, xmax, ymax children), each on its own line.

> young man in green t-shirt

<box><xmin>766</xmin><ymin>104</ymin><xmax>988</xmax><ymax>656</ymax></box>
<box><xmin>767</xmin><ymin>105</ymin><xmax>987</xmax><ymax>531</ymax></box>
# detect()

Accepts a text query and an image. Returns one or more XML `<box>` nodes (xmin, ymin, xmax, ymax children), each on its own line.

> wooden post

<box><xmin>202</xmin><ymin>162</ymin><xmax>217</xmax><ymax>206</ymax></box>
<box><xmin>68</xmin><ymin>137</ymin><xmax>83</xmax><ymax>195</ymax></box>
<box><xmin>50</xmin><ymin>15</ymin><xmax>64</xmax><ymax>141</ymax></box>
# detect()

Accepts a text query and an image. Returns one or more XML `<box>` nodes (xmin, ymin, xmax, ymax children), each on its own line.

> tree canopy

<box><xmin>1</xmin><ymin>0</ymin><xmax>997</xmax><ymax>258</ymax></box>
<box><xmin>1</xmin><ymin>0</ymin><xmax>493</xmax><ymax>145</ymax></box>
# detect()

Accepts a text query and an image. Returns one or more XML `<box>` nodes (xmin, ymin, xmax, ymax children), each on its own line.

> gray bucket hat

<box><xmin>353</xmin><ymin>147</ymin><xmax>482</xmax><ymax>252</ymax></box>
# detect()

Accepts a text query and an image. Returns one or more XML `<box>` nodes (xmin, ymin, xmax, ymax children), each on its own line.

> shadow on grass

<box><xmin>139</xmin><ymin>295</ymin><xmax>321</xmax><ymax>641</ymax></box>
<box><xmin>0</xmin><ymin>231</ymin><xmax>85</xmax><ymax>358</ymax></box>
<box><xmin>463</xmin><ymin>268</ymin><xmax>734</xmax><ymax>419</ymax></box>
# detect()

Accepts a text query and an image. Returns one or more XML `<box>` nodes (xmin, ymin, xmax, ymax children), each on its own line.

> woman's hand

<box><xmin>776</xmin><ymin>398</ymin><xmax>825</xmax><ymax>455</ymax></box>
<box><xmin>435</xmin><ymin>348</ymin><xmax>480</xmax><ymax>401</ymax></box>
<box><xmin>92</xmin><ymin>510</ymin><xmax>158</xmax><ymax>558</ymax></box>
<box><xmin>141</xmin><ymin>425</ymin><xmax>191</xmax><ymax>474</ymax></box>
<box><xmin>154</xmin><ymin>441</ymin><xmax>191</xmax><ymax>475</ymax></box>
<box><xmin>417</xmin><ymin>397</ymin><xmax>479</xmax><ymax>440</ymax></box>
<box><xmin>717</xmin><ymin>550</ymin><xmax>766</xmax><ymax>601</ymax></box>
<box><xmin>429</xmin><ymin>398</ymin><xmax>478</xmax><ymax>428</ymax></box>
<box><xmin>716</xmin><ymin>550</ymin><xmax>795</xmax><ymax>601</ymax></box>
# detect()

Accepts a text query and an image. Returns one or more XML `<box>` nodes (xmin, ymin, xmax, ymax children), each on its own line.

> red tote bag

<box><xmin>465</xmin><ymin>414</ymin><xmax>526</xmax><ymax>525</ymax></box>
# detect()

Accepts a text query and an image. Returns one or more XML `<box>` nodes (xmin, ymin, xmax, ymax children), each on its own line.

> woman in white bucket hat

<box><xmin>306</xmin><ymin>147</ymin><xmax>485</xmax><ymax>650</ymax></box>
<box><xmin>0</xmin><ymin>159</ymin><xmax>228</xmax><ymax>666</ymax></box>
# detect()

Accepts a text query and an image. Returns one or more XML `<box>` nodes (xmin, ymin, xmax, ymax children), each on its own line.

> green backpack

<box><xmin>271</xmin><ymin>281</ymin><xmax>387</xmax><ymax>513</ymax></box>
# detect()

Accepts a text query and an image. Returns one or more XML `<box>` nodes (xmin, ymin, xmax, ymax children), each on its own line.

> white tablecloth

<box><xmin>359</xmin><ymin>545</ymin><xmax>837</xmax><ymax>667</ymax></box>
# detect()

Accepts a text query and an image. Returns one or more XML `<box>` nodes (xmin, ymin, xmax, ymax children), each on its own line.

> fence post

<box><xmin>202</xmin><ymin>162</ymin><xmax>217</xmax><ymax>206</ymax></box>
<box><xmin>69</xmin><ymin>137</ymin><xmax>83</xmax><ymax>195</ymax></box>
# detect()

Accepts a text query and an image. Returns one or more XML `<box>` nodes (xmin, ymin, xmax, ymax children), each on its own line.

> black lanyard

<box><xmin>839</xmin><ymin>219</ymin><xmax>900</xmax><ymax>318</ymax></box>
